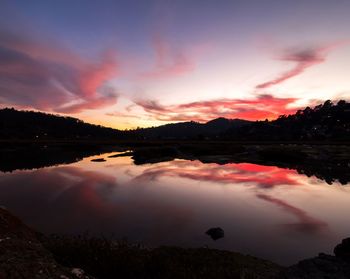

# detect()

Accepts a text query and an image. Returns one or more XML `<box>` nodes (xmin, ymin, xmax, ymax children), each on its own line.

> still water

<box><xmin>0</xmin><ymin>152</ymin><xmax>349</xmax><ymax>265</ymax></box>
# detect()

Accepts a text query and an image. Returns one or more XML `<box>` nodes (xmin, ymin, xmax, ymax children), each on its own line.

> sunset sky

<box><xmin>0</xmin><ymin>0</ymin><xmax>349</xmax><ymax>129</ymax></box>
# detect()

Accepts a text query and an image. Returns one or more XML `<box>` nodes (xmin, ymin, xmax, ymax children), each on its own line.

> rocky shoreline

<box><xmin>1</xmin><ymin>208</ymin><xmax>350</xmax><ymax>278</ymax></box>
<box><xmin>0</xmin><ymin>208</ymin><xmax>93</xmax><ymax>279</ymax></box>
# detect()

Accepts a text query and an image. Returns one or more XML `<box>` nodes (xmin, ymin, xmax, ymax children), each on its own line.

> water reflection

<box><xmin>133</xmin><ymin>161</ymin><xmax>300</xmax><ymax>188</ymax></box>
<box><xmin>256</xmin><ymin>193</ymin><xmax>327</xmax><ymax>234</ymax></box>
<box><xmin>0</xmin><ymin>154</ymin><xmax>349</xmax><ymax>265</ymax></box>
<box><xmin>133</xmin><ymin>161</ymin><xmax>329</xmax><ymax>234</ymax></box>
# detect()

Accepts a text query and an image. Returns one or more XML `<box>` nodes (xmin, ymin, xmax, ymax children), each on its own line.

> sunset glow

<box><xmin>1</xmin><ymin>0</ymin><xmax>350</xmax><ymax>129</ymax></box>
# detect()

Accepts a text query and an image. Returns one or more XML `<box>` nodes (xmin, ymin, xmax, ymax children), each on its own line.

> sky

<box><xmin>0</xmin><ymin>0</ymin><xmax>350</xmax><ymax>129</ymax></box>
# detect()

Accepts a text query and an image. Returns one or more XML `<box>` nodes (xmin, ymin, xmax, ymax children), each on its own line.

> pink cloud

<box><xmin>256</xmin><ymin>43</ymin><xmax>342</xmax><ymax>89</ymax></box>
<box><xmin>78</xmin><ymin>52</ymin><xmax>118</xmax><ymax>99</ymax></box>
<box><xmin>0</xmin><ymin>29</ymin><xmax>118</xmax><ymax>113</ymax></box>
<box><xmin>140</xmin><ymin>36</ymin><xmax>195</xmax><ymax>79</ymax></box>
<box><xmin>135</xmin><ymin>94</ymin><xmax>299</xmax><ymax>122</ymax></box>
<box><xmin>256</xmin><ymin>193</ymin><xmax>328</xmax><ymax>233</ymax></box>
<box><xmin>56</xmin><ymin>94</ymin><xmax>118</xmax><ymax>114</ymax></box>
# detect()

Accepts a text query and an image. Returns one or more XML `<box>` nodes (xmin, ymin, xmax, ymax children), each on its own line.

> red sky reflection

<box><xmin>256</xmin><ymin>193</ymin><xmax>328</xmax><ymax>234</ymax></box>
<box><xmin>133</xmin><ymin>160</ymin><xmax>328</xmax><ymax>234</ymax></box>
<box><xmin>1</xmin><ymin>157</ymin><xmax>349</xmax><ymax>265</ymax></box>
<box><xmin>134</xmin><ymin>161</ymin><xmax>300</xmax><ymax>189</ymax></box>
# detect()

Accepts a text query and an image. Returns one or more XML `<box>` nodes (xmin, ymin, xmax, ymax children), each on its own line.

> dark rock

<box><xmin>206</xmin><ymin>227</ymin><xmax>224</xmax><ymax>240</ymax></box>
<box><xmin>334</xmin><ymin>238</ymin><xmax>350</xmax><ymax>261</ymax></box>
<box><xmin>280</xmin><ymin>239</ymin><xmax>350</xmax><ymax>279</ymax></box>
<box><xmin>0</xmin><ymin>208</ymin><xmax>94</xmax><ymax>278</ymax></box>
<box><xmin>280</xmin><ymin>254</ymin><xmax>350</xmax><ymax>279</ymax></box>
<box><xmin>91</xmin><ymin>158</ymin><xmax>106</xmax><ymax>162</ymax></box>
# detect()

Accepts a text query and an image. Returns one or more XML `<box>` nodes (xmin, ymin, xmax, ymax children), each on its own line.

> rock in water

<box><xmin>334</xmin><ymin>238</ymin><xmax>350</xmax><ymax>261</ymax></box>
<box><xmin>206</xmin><ymin>227</ymin><xmax>224</xmax><ymax>240</ymax></box>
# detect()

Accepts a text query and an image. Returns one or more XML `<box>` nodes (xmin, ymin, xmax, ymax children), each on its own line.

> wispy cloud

<box><xmin>0</xmin><ymin>29</ymin><xmax>118</xmax><ymax>113</ymax></box>
<box><xmin>139</xmin><ymin>36</ymin><xmax>195</xmax><ymax>79</ymax></box>
<box><xmin>257</xmin><ymin>193</ymin><xmax>328</xmax><ymax>233</ymax></box>
<box><xmin>135</xmin><ymin>94</ymin><xmax>299</xmax><ymax>122</ymax></box>
<box><xmin>256</xmin><ymin>43</ymin><xmax>342</xmax><ymax>89</ymax></box>
<box><xmin>106</xmin><ymin>111</ymin><xmax>142</xmax><ymax>119</ymax></box>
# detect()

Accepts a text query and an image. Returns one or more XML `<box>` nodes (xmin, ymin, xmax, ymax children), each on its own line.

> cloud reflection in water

<box><xmin>0</xmin><ymin>157</ymin><xmax>348</xmax><ymax>265</ymax></box>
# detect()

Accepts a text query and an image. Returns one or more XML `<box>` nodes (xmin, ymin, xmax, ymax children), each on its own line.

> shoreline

<box><xmin>1</xmin><ymin>142</ymin><xmax>348</xmax><ymax>184</ymax></box>
<box><xmin>1</xmin><ymin>208</ymin><xmax>350</xmax><ymax>278</ymax></box>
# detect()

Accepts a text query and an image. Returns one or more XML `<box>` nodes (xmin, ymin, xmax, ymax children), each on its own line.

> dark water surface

<box><xmin>0</xmin><ymin>152</ymin><xmax>349</xmax><ymax>265</ymax></box>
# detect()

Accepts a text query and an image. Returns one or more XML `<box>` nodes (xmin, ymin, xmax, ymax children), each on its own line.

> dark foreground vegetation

<box><xmin>41</xmin><ymin>235</ymin><xmax>281</xmax><ymax>279</ymax></box>
<box><xmin>1</xmin><ymin>208</ymin><xmax>350</xmax><ymax>279</ymax></box>
<box><xmin>1</xmin><ymin>100</ymin><xmax>349</xmax><ymax>141</ymax></box>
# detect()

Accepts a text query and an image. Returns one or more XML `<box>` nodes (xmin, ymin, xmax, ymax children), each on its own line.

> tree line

<box><xmin>0</xmin><ymin>100</ymin><xmax>349</xmax><ymax>141</ymax></box>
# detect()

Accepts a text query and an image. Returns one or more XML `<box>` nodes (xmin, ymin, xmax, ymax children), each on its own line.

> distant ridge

<box><xmin>0</xmin><ymin>100</ymin><xmax>349</xmax><ymax>141</ymax></box>
<box><xmin>223</xmin><ymin>100</ymin><xmax>350</xmax><ymax>141</ymax></box>
<box><xmin>132</xmin><ymin>117</ymin><xmax>251</xmax><ymax>139</ymax></box>
<box><xmin>0</xmin><ymin>108</ymin><xmax>123</xmax><ymax>140</ymax></box>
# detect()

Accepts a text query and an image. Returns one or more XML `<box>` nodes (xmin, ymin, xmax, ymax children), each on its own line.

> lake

<box><xmin>0</xmin><ymin>151</ymin><xmax>349</xmax><ymax>265</ymax></box>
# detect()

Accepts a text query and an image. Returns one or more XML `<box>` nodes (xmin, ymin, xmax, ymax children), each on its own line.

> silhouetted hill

<box><xmin>223</xmin><ymin>100</ymin><xmax>350</xmax><ymax>141</ymax></box>
<box><xmin>1</xmin><ymin>100</ymin><xmax>349</xmax><ymax>141</ymax></box>
<box><xmin>131</xmin><ymin>118</ymin><xmax>251</xmax><ymax>140</ymax></box>
<box><xmin>2</xmin><ymin>108</ymin><xmax>244</xmax><ymax>141</ymax></box>
<box><xmin>0</xmin><ymin>108</ymin><xmax>125</xmax><ymax>140</ymax></box>
<box><xmin>130</xmin><ymin>100</ymin><xmax>350</xmax><ymax>141</ymax></box>
<box><xmin>205</xmin><ymin>117</ymin><xmax>249</xmax><ymax>133</ymax></box>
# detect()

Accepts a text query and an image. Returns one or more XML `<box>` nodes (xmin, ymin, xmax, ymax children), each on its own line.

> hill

<box><xmin>0</xmin><ymin>108</ymin><xmax>124</xmax><ymax>140</ymax></box>
<box><xmin>0</xmin><ymin>100</ymin><xmax>349</xmax><ymax>141</ymax></box>
<box><xmin>131</xmin><ymin>117</ymin><xmax>251</xmax><ymax>140</ymax></box>
<box><xmin>223</xmin><ymin>100</ymin><xmax>350</xmax><ymax>141</ymax></box>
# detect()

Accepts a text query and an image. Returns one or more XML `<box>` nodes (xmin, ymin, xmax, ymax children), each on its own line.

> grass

<box><xmin>41</xmin><ymin>234</ymin><xmax>282</xmax><ymax>279</ymax></box>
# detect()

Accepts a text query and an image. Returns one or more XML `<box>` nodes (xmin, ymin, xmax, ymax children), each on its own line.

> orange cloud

<box><xmin>135</xmin><ymin>94</ymin><xmax>299</xmax><ymax>122</ymax></box>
